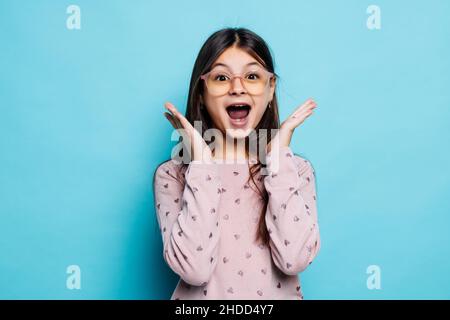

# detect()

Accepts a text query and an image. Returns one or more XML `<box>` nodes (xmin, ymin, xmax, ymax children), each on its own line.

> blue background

<box><xmin>1</xmin><ymin>0</ymin><xmax>449</xmax><ymax>299</ymax></box>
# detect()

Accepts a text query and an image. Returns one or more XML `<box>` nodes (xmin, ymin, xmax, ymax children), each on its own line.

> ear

<box><xmin>269</xmin><ymin>77</ymin><xmax>276</xmax><ymax>101</ymax></box>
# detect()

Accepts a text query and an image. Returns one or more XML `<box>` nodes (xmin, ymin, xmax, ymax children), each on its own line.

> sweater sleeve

<box><xmin>263</xmin><ymin>146</ymin><xmax>321</xmax><ymax>275</ymax></box>
<box><xmin>153</xmin><ymin>160</ymin><xmax>222</xmax><ymax>286</ymax></box>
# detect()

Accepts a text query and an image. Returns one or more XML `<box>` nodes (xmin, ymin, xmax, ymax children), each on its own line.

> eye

<box><xmin>212</xmin><ymin>72</ymin><xmax>230</xmax><ymax>81</ymax></box>
<box><xmin>246</xmin><ymin>73</ymin><xmax>260</xmax><ymax>80</ymax></box>
<box><xmin>216</xmin><ymin>74</ymin><xmax>229</xmax><ymax>81</ymax></box>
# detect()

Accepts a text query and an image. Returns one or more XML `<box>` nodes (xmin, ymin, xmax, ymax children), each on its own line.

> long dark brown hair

<box><xmin>159</xmin><ymin>27</ymin><xmax>282</xmax><ymax>246</ymax></box>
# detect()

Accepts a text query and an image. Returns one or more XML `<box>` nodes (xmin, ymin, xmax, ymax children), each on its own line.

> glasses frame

<box><xmin>200</xmin><ymin>67</ymin><xmax>275</xmax><ymax>96</ymax></box>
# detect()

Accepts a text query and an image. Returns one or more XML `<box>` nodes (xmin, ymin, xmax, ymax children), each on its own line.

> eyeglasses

<box><xmin>200</xmin><ymin>67</ymin><xmax>274</xmax><ymax>96</ymax></box>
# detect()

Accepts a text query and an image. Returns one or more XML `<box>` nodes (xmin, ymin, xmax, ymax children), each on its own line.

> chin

<box><xmin>226</xmin><ymin>129</ymin><xmax>251</xmax><ymax>140</ymax></box>
<box><xmin>224</xmin><ymin>122</ymin><xmax>254</xmax><ymax>140</ymax></box>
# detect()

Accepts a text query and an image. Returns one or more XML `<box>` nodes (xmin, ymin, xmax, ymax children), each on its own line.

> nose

<box><xmin>229</xmin><ymin>77</ymin><xmax>247</xmax><ymax>95</ymax></box>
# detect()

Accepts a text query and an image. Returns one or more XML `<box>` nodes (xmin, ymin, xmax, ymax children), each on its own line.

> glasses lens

<box><xmin>205</xmin><ymin>68</ymin><xmax>271</xmax><ymax>96</ymax></box>
<box><xmin>243</xmin><ymin>69</ymin><xmax>270</xmax><ymax>95</ymax></box>
<box><xmin>207</xmin><ymin>70</ymin><xmax>231</xmax><ymax>96</ymax></box>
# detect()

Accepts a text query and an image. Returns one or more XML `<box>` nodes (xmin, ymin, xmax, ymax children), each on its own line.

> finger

<box><xmin>164</xmin><ymin>103</ymin><xmax>185</xmax><ymax>130</ymax></box>
<box><xmin>291</xmin><ymin>100</ymin><xmax>316</xmax><ymax>118</ymax></box>
<box><xmin>295</xmin><ymin>98</ymin><xmax>316</xmax><ymax>113</ymax></box>
<box><xmin>164</xmin><ymin>112</ymin><xmax>180</xmax><ymax>129</ymax></box>
<box><xmin>287</xmin><ymin>108</ymin><xmax>315</xmax><ymax>126</ymax></box>
<box><xmin>165</xmin><ymin>109</ymin><xmax>184</xmax><ymax>129</ymax></box>
<box><xmin>297</xmin><ymin>98</ymin><xmax>315</xmax><ymax>109</ymax></box>
<box><xmin>164</xmin><ymin>102</ymin><xmax>193</xmax><ymax>131</ymax></box>
<box><xmin>291</xmin><ymin>106</ymin><xmax>314</xmax><ymax>119</ymax></box>
<box><xmin>164</xmin><ymin>102</ymin><xmax>180</xmax><ymax>119</ymax></box>
<box><xmin>299</xmin><ymin>108</ymin><xmax>315</xmax><ymax>120</ymax></box>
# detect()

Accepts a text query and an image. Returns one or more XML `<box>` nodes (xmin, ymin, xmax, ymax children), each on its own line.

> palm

<box><xmin>163</xmin><ymin>102</ymin><xmax>213</xmax><ymax>163</ymax></box>
<box><xmin>266</xmin><ymin>98</ymin><xmax>317</xmax><ymax>154</ymax></box>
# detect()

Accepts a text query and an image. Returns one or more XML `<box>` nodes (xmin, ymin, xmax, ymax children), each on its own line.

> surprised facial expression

<box><xmin>201</xmin><ymin>46</ymin><xmax>276</xmax><ymax>140</ymax></box>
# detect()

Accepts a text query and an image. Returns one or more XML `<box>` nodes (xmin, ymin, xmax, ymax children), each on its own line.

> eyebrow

<box><xmin>210</xmin><ymin>61</ymin><xmax>262</xmax><ymax>69</ymax></box>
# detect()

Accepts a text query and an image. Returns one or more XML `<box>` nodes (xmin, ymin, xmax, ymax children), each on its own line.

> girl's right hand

<box><xmin>163</xmin><ymin>102</ymin><xmax>214</xmax><ymax>163</ymax></box>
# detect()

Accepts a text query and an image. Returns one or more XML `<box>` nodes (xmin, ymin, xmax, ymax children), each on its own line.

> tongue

<box><xmin>228</xmin><ymin>108</ymin><xmax>249</xmax><ymax>119</ymax></box>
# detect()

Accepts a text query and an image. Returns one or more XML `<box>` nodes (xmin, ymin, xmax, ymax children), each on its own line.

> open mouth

<box><xmin>226</xmin><ymin>104</ymin><xmax>251</xmax><ymax>120</ymax></box>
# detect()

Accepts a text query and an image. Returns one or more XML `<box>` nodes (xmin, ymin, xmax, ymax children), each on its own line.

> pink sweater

<box><xmin>153</xmin><ymin>146</ymin><xmax>320</xmax><ymax>300</ymax></box>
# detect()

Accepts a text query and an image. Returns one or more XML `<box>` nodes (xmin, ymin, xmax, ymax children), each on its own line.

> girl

<box><xmin>153</xmin><ymin>27</ymin><xmax>320</xmax><ymax>300</ymax></box>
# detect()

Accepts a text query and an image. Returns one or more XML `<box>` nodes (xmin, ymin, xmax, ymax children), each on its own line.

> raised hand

<box><xmin>163</xmin><ymin>102</ymin><xmax>214</xmax><ymax>163</ymax></box>
<box><xmin>266</xmin><ymin>98</ymin><xmax>317</xmax><ymax>154</ymax></box>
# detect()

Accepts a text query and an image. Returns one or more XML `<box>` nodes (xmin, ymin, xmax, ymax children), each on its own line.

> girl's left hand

<box><xmin>266</xmin><ymin>98</ymin><xmax>317</xmax><ymax>154</ymax></box>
